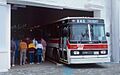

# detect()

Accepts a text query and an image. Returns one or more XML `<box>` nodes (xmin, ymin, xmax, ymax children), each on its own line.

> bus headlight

<box><xmin>73</xmin><ymin>51</ymin><xmax>80</xmax><ymax>55</ymax></box>
<box><xmin>94</xmin><ymin>51</ymin><xmax>99</xmax><ymax>55</ymax></box>
<box><xmin>100</xmin><ymin>51</ymin><xmax>106</xmax><ymax>54</ymax></box>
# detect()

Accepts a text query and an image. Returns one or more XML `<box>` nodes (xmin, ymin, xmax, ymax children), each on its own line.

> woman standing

<box><xmin>36</xmin><ymin>40</ymin><xmax>43</xmax><ymax>64</ymax></box>
<box><xmin>28</xmin><ymin>41</ymin><xmax>36</xmax><ymax>64</ymax></box>
<box><xmin>19</xmin><ymin>40</ymin><xmax>27</xmax><ymax>65</ymax></box>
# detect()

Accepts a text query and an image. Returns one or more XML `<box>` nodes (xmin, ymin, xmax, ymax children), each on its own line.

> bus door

<box><xmin>59</xmin><ymin>26</ymin><xmax>69</xmax><ymax>62</ymax></box>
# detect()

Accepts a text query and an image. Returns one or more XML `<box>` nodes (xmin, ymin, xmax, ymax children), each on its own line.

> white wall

<box><xmin>0</xmin><ymin>0</ymin><xmax>7</xmax><ymax>4</ymax></box>
<box><xmin>119</xmin><ymin>0</ymin><xmax>120</xmax><ymax>63</ymax></box>
<box><xmin>102</xmin><ymin>0</ymin><xmax>111</xmax><ymax>62</ymax></box>
<box><xmin>7</xmin><ymin>0</ymin><xmax>104</xmax><ymax>10</ymax></box>
<box><xmin>0</xmin><ymin>1</ymin><xmax>11</xmax><ymax>72</ymax></box>
<box><xmin>111</xmin><ymin>0</ymin><xmax>120</xmax><ymax>63</ymax></box>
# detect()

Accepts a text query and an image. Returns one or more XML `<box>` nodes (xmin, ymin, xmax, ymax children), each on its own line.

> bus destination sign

<box><xmin>71</xmin><ymin>19</ymin><xmax>104</xmax><ymax>24</ymax></box>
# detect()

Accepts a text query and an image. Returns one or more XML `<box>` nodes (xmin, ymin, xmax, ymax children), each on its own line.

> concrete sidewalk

<box><xmin>0</xmin><ymin>62</ymin><xmax>120</xmax><ymax>75</ymax></box>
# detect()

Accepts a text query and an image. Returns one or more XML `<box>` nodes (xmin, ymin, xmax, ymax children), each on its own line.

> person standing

<box><xmin>19</xmin><ymin>40</ymin><xmax>27</xmax><ymax>65</ymax></box>
<box><xmin>24</xmin><ymin>37</ymin><xmax>31</xmax><ymax>64</ymax></box>
<box><xmin>15</xmin><ymin>39</ymin><xmax>20</xmax><ymax>65</ymax></box>
<box><xmin>41</xmin><ymin>38</ymin><xmax>47</xmax><ymax>62</ymax></box>
<box><xmin>36</xmin><ymin>40</ymin><xmax>43</xmax><ymax>64</ymax></box>
<box><xmin>32</xmin><ymin>38</ymin><xmax>37</xmax><ymax>46</ymax></box>
<box><xmin>11</xmin><ymin>39</ymin><xmax>16</xmax><ymax>67</ymax></box>
<box><xmin>28</xmin><ymin>41</ymin><xmax>36</xmax><ymax>64</ymax></box>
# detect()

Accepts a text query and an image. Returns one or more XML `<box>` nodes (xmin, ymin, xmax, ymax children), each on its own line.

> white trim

<box><xmin>69</xmin><ymin>57</ymin><xmax>110</xmax><ymax>64</ymax></box>
<box><xmin>7</xmin><ymin>0</ymin><xmax>63</xmax><ymax>9</ymax></box>
<box><xmin>67</xmin><ymin>48</ymin><xmax>71</xmax><ymax>64</ymax></box>
<box><xmin>8</xmin><ymin>0</ymin><xmax>104</xmax><ymax>11</ymax></box>
<box><xmin>70</xmin><ymin>55</ymin><xmax>109</xmax><ymax>58</ymax></box>
<box><xmin>8</xmin><ymin>4</ymin><xmax>11</xmax><ymax>69</ymax></box>
<box><xmin>84</xmin><ymin>3</ymin><xmax>104</xmax><ymax>11</ymax></box>
<box><xmin>62</xmin><ymin>6</ymin><xmax>94</xmax><ymax>11</ymax></box>
<box><xmin>0</xmin><ymin>51</ymin><xmax>9</xmax><ymax>53</ymax></box>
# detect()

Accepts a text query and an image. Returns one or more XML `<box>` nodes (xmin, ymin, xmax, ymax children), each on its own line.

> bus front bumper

<box><xmin>69</xmin><ymin>56</ymin><xmax>110</xmax><ymax>64</ymax></box>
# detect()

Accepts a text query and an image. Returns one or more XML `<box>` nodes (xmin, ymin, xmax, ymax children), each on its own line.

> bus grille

<box><xmin>70</xmin><ymin>50</ymin><xmax>108</xmax><ymax>56</ymax></box>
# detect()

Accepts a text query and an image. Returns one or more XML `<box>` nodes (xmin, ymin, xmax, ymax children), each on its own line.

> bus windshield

<box><xmin>70</xmin><ymin>24</ymin><xmax>89</xmax><ymax>41</ymax></box>
<box><xmin>69</xmin><ymin>24</ymin><xmax>106</xmax><ymax>43</ymax></box>
<box><xmin>90</xmin><ymin>24</ymin><xmax>106</xmax><ymax>41</ymax></box>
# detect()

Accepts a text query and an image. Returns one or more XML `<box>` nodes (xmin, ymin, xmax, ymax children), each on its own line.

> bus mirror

<box><xmin>106</xmin><ymin>32</ymin><xmax>110</xmax><ymax>37</ymax></box>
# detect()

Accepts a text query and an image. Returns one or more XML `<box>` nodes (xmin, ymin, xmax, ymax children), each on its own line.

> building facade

<box><xmin>0</xmin><ymin>0</ymin><xmax>119</xmax><ymax>72</ymax></box>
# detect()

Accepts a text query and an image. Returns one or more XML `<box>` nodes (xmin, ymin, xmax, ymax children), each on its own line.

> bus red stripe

<box><xmin>49</xmin><ymin>39</ymin><xmax>59</xmax><ymax>43</ymax></box>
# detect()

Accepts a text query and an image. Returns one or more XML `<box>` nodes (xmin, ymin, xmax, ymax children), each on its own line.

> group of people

<box><xmin>11</xmin><ymin>37</ymin><xmax>47</xmax><ymax>66</ymax></box>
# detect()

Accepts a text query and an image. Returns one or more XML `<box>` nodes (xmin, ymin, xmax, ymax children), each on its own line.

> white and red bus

<box><xmin>42</xmin><ymin>17</ymin><xmax>110</xmax><ymax>64</ymax></box>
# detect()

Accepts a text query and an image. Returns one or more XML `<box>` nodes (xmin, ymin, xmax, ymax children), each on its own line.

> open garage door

<box><xmin>11</xmin><ymin>4</ymin><xmax>93</xmax><ymax>65</ymax></box>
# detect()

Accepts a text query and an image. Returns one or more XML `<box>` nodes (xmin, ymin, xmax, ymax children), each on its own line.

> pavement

<box><xmin>0</xmin><ymin>61</ymin><xmax>120</xmax><ymax>75</ymax></box>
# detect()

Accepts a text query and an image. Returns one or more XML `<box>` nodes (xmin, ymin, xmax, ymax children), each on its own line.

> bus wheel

<box><xmin>56</xmin><ymin>48</ymin><xmax>60</xmax><ymax>63</ymax></box>
<box><xmin>52</xmin><ymin>48</ymin><xmax>59</xmax><ymax>62</ymax></box>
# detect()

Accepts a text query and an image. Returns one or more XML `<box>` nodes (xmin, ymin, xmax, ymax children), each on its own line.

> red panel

<box><xmin>67</xmin><ymin>44</ymin><xmax>78</xmax><ymax>49</ymax></box>
<box><xmin>83</xmin><ymin>44</ymin><xmax>108</xmax><ymax>49</ymax></box>
<box><xmin>67</xmin><ymin>43</ymin><xmax>108</xmax><ymax>50</ymax></box>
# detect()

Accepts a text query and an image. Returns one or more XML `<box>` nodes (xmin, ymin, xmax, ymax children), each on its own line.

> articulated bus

<box><xmin>42</xmin><ymin>17</ymin><xmax>110</xmax><ymax>64</ymax></box>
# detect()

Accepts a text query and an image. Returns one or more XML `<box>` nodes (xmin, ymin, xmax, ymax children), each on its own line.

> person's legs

<box><xmin>32</xmin><ymin>53</ymin><xmax>34</xmax><ymax>64</ymax></box>
<box><xmin>11</xmin><ymin>51</ymin><xmax>13</xmax><ymax>66</ymax></box>
<box><xmin>40</xmin><ymin>49</ymin><xmax>42</xmax><ymax>63</ymax></box>
<box><xmin>37</xmin><ymin>49</ymin><xmax>40</xmax><ymax>63</ymax></box>
<box><xmin>37</xmin><ymin>48</ymin><xmax>42</xmax><ymax>63</ymax></box>
<box><xmin>29</xmin><ymin>52</ymin><xmax>32</xmax><ymax>64</ymax></box>
<box><xmin>20</xmin><ymin>51</ymin><xmax>23</xmax><ymax>65</ymax></box>
<box><xmin>23</xmin><ymin>50</ymin><xmax>26</xmax><ymax>65</ymax></box>
<box><xmin>12</xmin><ymin>51</ymin><xmax>15</xmax><ymax>66</ymax></box>
<box><xmin>39</xmin><ymin>55</ymin><xmax>42</xmax><ymax>63</ymax></box>
<box><xmin>37</xmin><ymin>54</ymin><xmax>40</xmax><ymax>63</ymax></box>
<box><xmin>26</xmin><ymin>50</ymin><xmax>29</xmax><ymax>64</ymax></box>
<box><xmin>37</xmin><ymin>55</ymin><xmax>42</xmax><ymax>63</ymax></box>
<box><xmin>30</xmin><ymin>52</ymin><xmax>34</xmax><ymax>64</ymax></box>
<box><xmin>43</xmin><ymin>47</ymin><xmax>46</xmax><ymax>62</ymax></box>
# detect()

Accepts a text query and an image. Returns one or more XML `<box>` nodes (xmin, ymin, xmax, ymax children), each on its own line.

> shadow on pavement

<box><xmin>64</xmin><ymin>63</ymin><xmax>106</xmax><ymax>69</ymax></box>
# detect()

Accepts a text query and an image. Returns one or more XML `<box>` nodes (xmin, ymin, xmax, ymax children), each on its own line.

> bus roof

<box><xmin>56</xmin><ymin>17</ymin><xmax>103</xmax><ymax>22</ymax></box>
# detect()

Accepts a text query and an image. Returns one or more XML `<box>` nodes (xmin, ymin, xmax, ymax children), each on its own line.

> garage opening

<box><xmin>11</xmin><ymin>4</ymin><xmax>93</xmax><ymax>66</ymax></box>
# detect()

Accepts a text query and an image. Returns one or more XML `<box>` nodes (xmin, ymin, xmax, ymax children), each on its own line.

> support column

<box><xmin>111</xmin><ymin>0</ymin><xmax>120</xmax><ymax>63</ymax></box>
<box><xmin>104</xmin><ymin>0</ymin><xmax>111</xmax><ymax>62</ymax></box>
<box><xmin>0</xmin><ymin>2</ymin><xmax>11</xmax><ymax>72</ymax></box>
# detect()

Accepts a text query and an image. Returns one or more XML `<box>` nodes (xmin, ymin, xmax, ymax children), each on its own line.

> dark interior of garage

<box><xmin>11</xmin><ymin>5</ymin><xmax>93</xmax><ymax>40</ymax></box>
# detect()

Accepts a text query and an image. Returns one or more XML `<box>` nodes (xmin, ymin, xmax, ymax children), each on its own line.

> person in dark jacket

<box><xmin>11</xmin><ymin>39</ymin><xmax>16</xmax><ymax>66</ymax></box>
